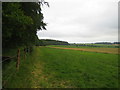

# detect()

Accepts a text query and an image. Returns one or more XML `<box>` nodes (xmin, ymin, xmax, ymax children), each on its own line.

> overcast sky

<box><xmin>37</xmin><ymin>0</ymin><xmax>119</xmax><ymax>43</ymax></box>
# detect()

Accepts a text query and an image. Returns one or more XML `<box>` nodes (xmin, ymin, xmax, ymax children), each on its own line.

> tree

<box><xmin>2</xmin><ymin>1</ymin><xmax>48</xmax><ymax>49</ymax></box>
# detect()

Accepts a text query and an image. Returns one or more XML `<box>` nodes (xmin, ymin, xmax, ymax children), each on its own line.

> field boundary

<box><xmin>2</xmin><ymin>48</ymin><xmax>32</xmax><ymax>87</ymax></box>
<box><xmin>48</xmin><ymin>47</ymin><xmax>119</xmax><ymax>54</ymax></box>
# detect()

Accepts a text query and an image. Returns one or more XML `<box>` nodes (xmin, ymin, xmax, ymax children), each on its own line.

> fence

<box><xmin>2</xmin><ymin>49</ymin><xmax>24</xmax><ymax>69</ymax></box>
<box><xmin>2</xmin><ymin>47</ymin><xmax>32</xmax><ymax>87</ymax></box>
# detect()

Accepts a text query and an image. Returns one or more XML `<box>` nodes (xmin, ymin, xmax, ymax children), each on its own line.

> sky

<box><xmin>37</xmin><ymin>0</ymin><xmax>119</xmax><ymax>43</ymax></box>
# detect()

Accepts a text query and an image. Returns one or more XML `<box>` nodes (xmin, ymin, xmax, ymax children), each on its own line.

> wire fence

<box><xmin>0</xmin><ymin>55</ymin><xmax>17</xmax><ymax>64</ymax></box>
<box><xmin>2</xmin><ymin>47</ymin><xmax>32</xmax><ymax>87</ymax></box>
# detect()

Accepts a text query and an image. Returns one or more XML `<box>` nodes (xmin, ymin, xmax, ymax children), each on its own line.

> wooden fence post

<box><xmin>16</xmin><ymin>49</ymin><xmax>20</xmax><ymax>70</ymax></box>
<box><xmin>24</xmin><ymin>48</ymin><xmax>26</xmax><ymax>60</ymax></box>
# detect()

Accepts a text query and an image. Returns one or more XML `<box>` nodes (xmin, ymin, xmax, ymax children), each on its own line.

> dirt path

<box><xmin>48</xmin><ymin>47</ymin><xmax>119</xmax><ymax>54</ymax></box>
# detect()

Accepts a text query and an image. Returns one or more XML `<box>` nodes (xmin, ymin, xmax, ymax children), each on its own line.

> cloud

<box><xmin>37</xmin><ymin>0</ymin><xmax>118</xmax><ymax>43</ymax></box>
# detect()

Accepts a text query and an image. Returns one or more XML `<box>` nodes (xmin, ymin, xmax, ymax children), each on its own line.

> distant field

<box><xmin>48</xmin><ymin>45</ymin><xmax>119</xmax><ymax>54</ymax></box>
<box><xmin>3</xmin><ymin>46</ymin><xmax>119</xmax><ymax>88</ymax></box>
<box><xmin>48</xmin><ymin>44</ymin><xmax>120</xmax><ymax>48</ymax></box>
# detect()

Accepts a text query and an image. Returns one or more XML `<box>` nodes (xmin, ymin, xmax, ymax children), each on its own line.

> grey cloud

<box><xmin>37</xmin><ymin>0</ymin><xmax>118</xmax><ymax>43</ymax></box>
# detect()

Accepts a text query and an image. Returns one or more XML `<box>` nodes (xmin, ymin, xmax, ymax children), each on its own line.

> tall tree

<box><xmin>2</xmin><ymin>1</ymin><xmax>47</xmax><ymax>49</ymax></box>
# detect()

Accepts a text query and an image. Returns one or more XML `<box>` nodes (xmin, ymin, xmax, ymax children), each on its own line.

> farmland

<box><xmin>3</xmin><ymin>46</ymin><xmax>119</xmax><ymax>88</ymax></box>
<box><xmin>48</xmin><ymin>46</ymin><xmax>119</xmax><ymax>54</ymax></box>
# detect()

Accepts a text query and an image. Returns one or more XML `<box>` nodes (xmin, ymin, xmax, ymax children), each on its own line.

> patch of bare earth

<box><xmin>49</xmin><ymin>47</ymin><xmax>119</xmax><ymax>54</ymax></box>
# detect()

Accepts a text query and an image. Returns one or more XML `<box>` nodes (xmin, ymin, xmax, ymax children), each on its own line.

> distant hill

<box><xmin>95</xmin><ymin>42</ymin><xmax>120</xmax><ymax>44</ymax></box>
<box><xmin>95</xmin><ymin>42</ymin><xmax>113</xmax><ymax>44</ymax></box>
<box><xmin>36</xmin><ymin>39</ymin><xmax>70</xmax><ymax>46</ymax></box>
<box><xmin>113</xmin><ymin>42</ymin><xmax>120</xmax><ymax>44</ymax></box>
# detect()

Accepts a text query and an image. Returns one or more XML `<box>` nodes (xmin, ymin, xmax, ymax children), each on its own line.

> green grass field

<box><xmin>3</xmin><ymin>46</ymin><xmax>119</xmax><ymax>88</ymax></box>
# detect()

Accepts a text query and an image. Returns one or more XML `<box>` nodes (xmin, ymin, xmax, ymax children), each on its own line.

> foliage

<box><xmin>36</xmin><ymin>39</ymin><xmax>70</xmax><ymax>46</ymax></box>
<box><xmin>2</xmin><ymin>2</ymin><xmax>47</xmax><ymax>49</ymax></box>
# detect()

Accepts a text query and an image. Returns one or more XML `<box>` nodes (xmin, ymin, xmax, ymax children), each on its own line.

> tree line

<box><xmin>95</xmin><ymin>42</ymin><xmax>120</xmax><ymax>44</ymax></box>
<box><xmin>2</xmin><ymin>1</ymin><xmax>48</xmax><ymax>52</ymax></box>
<box><xmin>36</xmin><ymin>39</ymin><xmax>70</xmax><ymax>46</ymax></box>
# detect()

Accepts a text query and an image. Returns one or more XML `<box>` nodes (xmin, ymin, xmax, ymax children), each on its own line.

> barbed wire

<box><xmin>2</xmin><ymin>49</ymin><xmax>24</xmax><ymax>87</ymax></box>
<box><xmin>0</xmin><ymin>55</ymin><xmax>17</xmax><ymax>64</ymax></box>
<box><xmin>2</xmin><ymin>48</ymin><xmax>35</xmax><ymax>87</ymax></box>
<box><xmin>1</xmin><ymin>48</ymin><xmax>27</xmax><ymax>64</ymax></box>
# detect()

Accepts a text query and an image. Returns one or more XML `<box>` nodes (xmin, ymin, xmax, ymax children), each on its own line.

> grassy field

<box><xmin>3</xmin><ymin>46</ymin><xmax>119</xmax><ymax>88</ymax></box>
